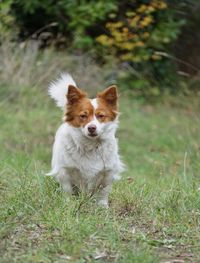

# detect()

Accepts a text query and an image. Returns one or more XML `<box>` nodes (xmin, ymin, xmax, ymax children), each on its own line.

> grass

<box><xmin>1</xmin><ymin>82</ymin><xmax>200</xmax><ymax>263</ymax></box>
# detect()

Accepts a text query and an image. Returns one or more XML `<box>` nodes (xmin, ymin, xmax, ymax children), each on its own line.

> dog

<box><xmin>47</xmin><ymin>73</ymin><xmax>124</xmax><ymax>207</ymax></box>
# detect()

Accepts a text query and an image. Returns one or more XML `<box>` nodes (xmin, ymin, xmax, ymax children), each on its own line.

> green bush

<box><xmin>6</xmin><ymin>0</ymin><xmax>117</xmax><ymax>49</ymax></box>
<box><xmin>0</xmin><ymin>0</ymin><xmax>197</xmax><ymax>96</ymax></box>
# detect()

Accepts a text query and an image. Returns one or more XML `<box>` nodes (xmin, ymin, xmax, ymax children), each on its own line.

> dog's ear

<box><xmin>97</xmin><ymin>85</ymin><xmax>118</xmax><ymax>107</ymax></box>
<box><xmin>67</xmin><ymin>85</ymin><xmax>86</xmax><ymax>104</ymax></box>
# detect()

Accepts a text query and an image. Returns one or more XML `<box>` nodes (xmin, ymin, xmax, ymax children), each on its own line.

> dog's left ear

<box><xmin>67</xmin><ymin>85</ymin><xmax>86</xmax><ymax>105</ymax></box>
<box><xmin>97</xmin><ymin>85</ymin><xmax>118</xmax><ymax>106</ymax></box>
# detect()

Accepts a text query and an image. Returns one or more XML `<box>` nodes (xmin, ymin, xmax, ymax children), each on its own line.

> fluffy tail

<box><xmin>48</xmin><ymin>73</ymin><xmax>77</xmax><ymax>109</ymax></box>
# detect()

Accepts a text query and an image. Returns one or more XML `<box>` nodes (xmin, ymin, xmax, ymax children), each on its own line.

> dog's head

<box><xmin>64</xmin><ymin>85</ymin><xmax>119</xmax><ymax>139</ymax></box>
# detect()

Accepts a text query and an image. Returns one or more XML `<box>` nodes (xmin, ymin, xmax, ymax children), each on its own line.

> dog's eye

<box><xmin>79</xmin><ymin>114</ymin><xmax>88</xmax><ymax>120</ymax></box>
<box><xmin>97</xmin><ymin>114</ymin><xmax>105</xmax><ymax>119</ymax></box>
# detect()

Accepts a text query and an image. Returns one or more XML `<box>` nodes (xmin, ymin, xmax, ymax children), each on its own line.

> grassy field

<box><xmin>1</xmin><ymin>83</ymin><xmax>200</xmax><ymax>263</ymax></box>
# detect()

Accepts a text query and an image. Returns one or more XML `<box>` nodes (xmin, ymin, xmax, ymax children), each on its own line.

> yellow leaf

<box><xmin>140</xmin><ymin>16</ymin><xmax>153</xmax><ymax>27</ymax></box>
<box><xmin>121</xmin><ymin>53</ymin><xmax>133</xmax><ymax>61</ymax></box>
<box><xmin>96</xmin><ymin>35</ymin><xmax>111</xmax><ymax>46</ymax></box>
<box><xmin>135</xmin><ymin>41</ymin><xmax>145</xmax><ymax>47</ymax></box>
<box><xmin>122</xmin><ymin>42</ymin><xmax>135</xmax><ymax>50</ymax></box>
<box><xmin>142</xmin><ymin>32</ymin><xmax>150</xmax><ymax>39</ymax></box>
<box><xmin>151</xmin><ymin>54</ymin><xmax>162</xmax><ymax>60</ymax></box>
<box><xmin>137</xmin><ymin>4</ymin><xmax>147</xmax><ymax>13</ymax></box>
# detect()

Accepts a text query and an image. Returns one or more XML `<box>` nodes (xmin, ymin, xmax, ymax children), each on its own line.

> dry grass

<box><xmin>0</xmin><ymin>39</ymin><xmax>114</xmax><ymax>95</ymax></box>
<box><xmin>1</xmin><ymin>41</ymin><xmax>200</xmax><ymax>263</ymax></box>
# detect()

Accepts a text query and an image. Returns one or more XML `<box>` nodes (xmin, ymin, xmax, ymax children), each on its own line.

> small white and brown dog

<box><xmin>47</xmin><ymin>74</ymin><xmax>124</xmax><ymax>207</ymax></box>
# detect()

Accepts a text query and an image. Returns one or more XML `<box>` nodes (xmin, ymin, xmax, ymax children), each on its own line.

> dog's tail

<box><xmin>48</xmin><ymin>73</ymin><xmax>77</xmax><ymax>109</ymax></box>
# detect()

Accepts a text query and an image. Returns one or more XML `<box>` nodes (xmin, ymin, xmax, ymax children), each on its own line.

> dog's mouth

<box><xmin>88</xmin><ymin>133</ymin><xmax>98</xmax><ymax>137</ymax></box>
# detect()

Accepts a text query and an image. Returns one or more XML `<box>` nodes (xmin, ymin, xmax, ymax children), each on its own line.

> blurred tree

<box><xmin>9</xmin><ymin>0</ymin><xmax>117</xmax><ymax>48</ymax></box>
<box><xmin>171</xmin><ymin>0</ymin><xmax>200</xmax><ymax>75</ymax></box>
<box><xmin>0</xmin><ymin>0</ymin><xmax>198</xmax><ymax>95</ymax></box>
<box><xmin>96</xmin><ymin>0</ymin><xmax>184</xmax><ymax>63</ymax></box>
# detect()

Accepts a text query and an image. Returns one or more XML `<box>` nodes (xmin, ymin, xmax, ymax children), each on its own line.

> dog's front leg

<box><xmin>96</xmin><ymin>172</ymin><xmax>115</xmax><ymax>208</ymax></box>
<box><xmin>57</xmin><ymin>168</ymin><xmax>73</xmax><ymax>194</ymax></box>
<box><xmin>97</xmin><ymin>184</ymin><xmax>112</xmax><ymax>208</ymax></box>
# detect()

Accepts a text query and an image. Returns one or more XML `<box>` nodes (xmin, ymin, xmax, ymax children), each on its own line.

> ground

<box><xmin>0</xmin><ymin>84</ymin><xmax>200</xmax><ymax>263</ymax></box>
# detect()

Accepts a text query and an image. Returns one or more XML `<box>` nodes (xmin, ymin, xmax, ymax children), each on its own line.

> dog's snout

<box><xmin>88</xmin><ymin>124</ymin><xmax>97</xmax><ymax>134</ymax></box>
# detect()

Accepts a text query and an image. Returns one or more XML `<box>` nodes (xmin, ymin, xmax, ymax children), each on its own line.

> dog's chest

<box><xmin>64</xmin><ymin>140</ymin><xmax>117</xmax><ymax>177</ymax></box>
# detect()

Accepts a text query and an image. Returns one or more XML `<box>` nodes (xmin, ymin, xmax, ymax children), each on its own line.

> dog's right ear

<box><xmin>67</xmin><ymin>85</ymin><xmax>86</xmax><ymax>104</ymax></box>
<box><xmin>97</xmin><ymin>85</ymin><xmax>118</xmax><ymax>107</ymax></box>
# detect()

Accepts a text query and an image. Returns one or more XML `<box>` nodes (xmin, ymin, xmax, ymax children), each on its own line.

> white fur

<box><xmin>48</xmin><ymin>73</ymin><xmax>76</xmax><ymax>109</ymax></box>
<box><xmin>47</xmin><ymin>74</ymin><xmax>124</xmax><ymax>207</ymax></box>
<box><xmin>90</xmin><ymin>98</ymin><xmax>98</xmax><ymax>109</ymax></box>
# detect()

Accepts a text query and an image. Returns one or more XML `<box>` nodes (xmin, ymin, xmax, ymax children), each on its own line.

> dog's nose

<box><xmin>88</xmin><ymin>124</ymin><xmax>97</xmax><ymax>134</ymax></box>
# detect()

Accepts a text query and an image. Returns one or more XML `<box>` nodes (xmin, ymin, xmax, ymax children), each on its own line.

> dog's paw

<box><xmin>97</xmin><ymin>200</ymin><xmax>109</xmax><ymax>209</ymax></box>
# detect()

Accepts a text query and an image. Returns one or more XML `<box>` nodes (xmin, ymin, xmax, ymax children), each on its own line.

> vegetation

<box><xmin>0</xmin><ymin>1</ymin><xmax>199</xmax><ymax>262</ymax></box>
<box><xmin>0</xmin><ymin>0</ymin><xmax>200</xmax><ymax>95</ymax></box>
<box><xmin>1</xmin><ymin>73</ymin><xmax>200</xmax><ymax>262</ymax></box>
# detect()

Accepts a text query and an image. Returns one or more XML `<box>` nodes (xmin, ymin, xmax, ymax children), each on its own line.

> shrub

<box><xmin>95</xmin><ymin>0</ymin><xmax>185</xmax><ymax>95</ymax></box>
<box><xmin>0</xmin><ymin>0</ymin><xmax>197</xmax><ymax>96</ymax></box>
<box><xmin>6</xmin><ymin>0</ymin><xmax>117</xmax><ymax>49</ymax></box>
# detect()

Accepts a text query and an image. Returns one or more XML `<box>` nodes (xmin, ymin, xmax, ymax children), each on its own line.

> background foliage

<box><xmin>1</xmin><ymin>2</ymin><xmax>200</xmax><ymax>262</ymax></box>
<box><xmin>0</xmin><ymin>0</ymin><xmax>199</xmax><ymax>96</ymax></box>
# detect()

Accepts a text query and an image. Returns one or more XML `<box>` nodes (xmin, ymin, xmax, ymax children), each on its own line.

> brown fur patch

<box><xmin>67</xmin><ymin>85</ymin><xmax>87</xmax><ymax>105</ymax></box>
<box><xmin>64</xmin><ymin>85</ymin><xmax>118</xmax><ymax>127</ymax></box>
<box><xmin>96</xmin><ymin>85</ymin><xmax>118</xmax><ymax>122</ymax></box>
<box><xmin>65</xmin><ymin>97</ymin><xmax>94</xmax><ymax>127</ymax></box>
